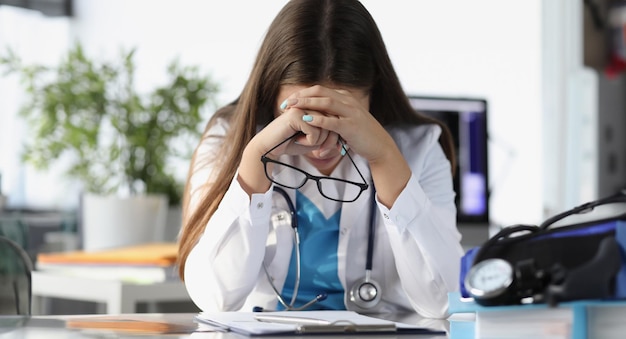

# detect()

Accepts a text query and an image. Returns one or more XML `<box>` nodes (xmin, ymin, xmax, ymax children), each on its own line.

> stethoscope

<box><xmin>257</xmin><ymin>186</ymin><xmax>381</xmax><ymax>311</ymax></box>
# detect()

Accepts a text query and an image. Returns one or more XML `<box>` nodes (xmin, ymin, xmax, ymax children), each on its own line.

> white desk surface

<box><xmin>31</xmin><ymin>270</ymin><xmax>192</xmax><ymax>314</ymax></box>
<box><xmin>0</xmin><ymin>313</ymin><xmax>451</xmax><ymax>338</ymax></box>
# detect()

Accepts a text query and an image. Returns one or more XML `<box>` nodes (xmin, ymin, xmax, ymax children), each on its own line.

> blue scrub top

<box><xmin>279</xmin><ymin>190</ymin><xmax>345</xmax><ymax>310</ymax></box>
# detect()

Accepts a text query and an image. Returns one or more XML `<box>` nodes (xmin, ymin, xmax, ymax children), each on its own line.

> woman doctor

<box><xmin>177</xmin><ymin>0</ymin><xmax>464</xmax><ymax>319</ymax></box>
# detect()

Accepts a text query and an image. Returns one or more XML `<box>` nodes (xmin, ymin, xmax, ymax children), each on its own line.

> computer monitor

<box><xmin>407</xmin><ymin>96</ymin><xmax>489</xmax><ymax>225</ymax></box>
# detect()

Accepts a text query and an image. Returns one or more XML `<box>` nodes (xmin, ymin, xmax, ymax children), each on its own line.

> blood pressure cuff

<box><xmin>459</xmin><ymin>208</ymin><xmax>626</xmax><ymax>306</ymax></box>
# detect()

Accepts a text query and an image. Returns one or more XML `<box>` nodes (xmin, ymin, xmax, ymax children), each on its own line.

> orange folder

<box><xmin>65</xmin><ymin>315</ymin><xmax>197</xmax><ymax>334</ymax></box>
<box><xmin>37</xmin><ymin>242</ymin><xmax>178</xmax><ymax>266</ymax></box>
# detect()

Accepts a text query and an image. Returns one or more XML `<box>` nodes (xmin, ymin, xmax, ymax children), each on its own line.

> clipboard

<box><xmin>294</xmin><ymin>322</ymin><xmax>396</xmax><ymax>334</ymax></box>
<box><xmin>194</xmin><ymin>310</ymin><xmax>446</xmax><ymax>336</ymax></box>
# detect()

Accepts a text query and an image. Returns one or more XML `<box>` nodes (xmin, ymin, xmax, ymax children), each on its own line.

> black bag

<box><xmin>460</xmin><ymin>190</ymin><xmax>626</xmax><ymax>307</ymax></box>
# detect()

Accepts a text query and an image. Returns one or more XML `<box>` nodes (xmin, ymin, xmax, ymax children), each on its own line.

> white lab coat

<box><xmin>183</xmin><ymin>118</ymin><xmax>464</xmax><ymax>319</ymax></box>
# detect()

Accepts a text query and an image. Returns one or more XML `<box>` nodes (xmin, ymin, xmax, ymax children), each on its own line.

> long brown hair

<box><xmin>177</xmin><ymin>0</ymin><xmax>455</xmax><ymax>279</ymax></box>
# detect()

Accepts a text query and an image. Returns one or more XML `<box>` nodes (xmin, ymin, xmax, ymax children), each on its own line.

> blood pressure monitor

<box><xmin>464</xmin><ymin>258</ymin><xmax>515</xmax><ymax>306</ymax></box>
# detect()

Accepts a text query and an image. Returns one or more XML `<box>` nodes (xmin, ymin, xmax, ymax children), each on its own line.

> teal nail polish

<box><xmin>340</xmin><ymin>146</ymin><xmax>347</xmax><ymax>156</ymax></box>
<box><xmin>302</xmin><ymin>115</ymin><xmax>313</xmax><ymax>122</ymax></box>
<box><xmin>280</xmin><ymin>100</ymin><xmax>288</xmax><ymax>110</ymax></box>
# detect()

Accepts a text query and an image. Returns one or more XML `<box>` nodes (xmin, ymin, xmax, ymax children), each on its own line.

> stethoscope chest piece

<box><xmin>349</xmin><ymin>271</ymin><xmax>381</xmax><ymax>309</ymax></box>
<box><xmin>349</xmin><ymin>188</ymin><xmax>381</xmax><ymax>309</ymax></box>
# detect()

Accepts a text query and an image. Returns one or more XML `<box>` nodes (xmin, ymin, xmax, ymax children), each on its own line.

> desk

<box><xmin>31</xmin><ymin>271</ymin><xmax>192</xmax><ymax>314</ymax></box>
<box><xmin>0</xmin><ymin>313</ymin><xmax>451</xmax><ymax>338</ymax></box>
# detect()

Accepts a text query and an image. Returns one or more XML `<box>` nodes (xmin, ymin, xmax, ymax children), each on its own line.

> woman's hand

<box><xmin>281</xmin><ymin>85</ymin><xmax>412</xmax><ymax>207</ymax></box>
<box><xmin>279</xmin><ymin>85</ymin><xmax>394</xmax><ymax>164</ymax></box>
<box><xmin>237</xmin><ymin>92</ymin><xmax>339</xmax><ymax>196</ymax></box>
<box><xmin>254</xmin><ymin>106</ymin><xmax>337</xmax><ymax>159</ymax></box>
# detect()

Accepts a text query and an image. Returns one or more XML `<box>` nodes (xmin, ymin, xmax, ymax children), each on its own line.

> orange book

<box><xmin>65</xmin><ymin>315</ymin><xmax>198</xmax><ymax>334</ymax></box>
<box><xmin>37</xmin><ymin>242</ymin><xmax>178</xmax><ymax>266</ymax></box>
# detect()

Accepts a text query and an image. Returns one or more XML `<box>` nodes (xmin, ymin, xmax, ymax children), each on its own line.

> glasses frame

<box><xmin>260</xmin><ymin>132</ymin><xmax>369</xmax><ymax>203</ymax></box>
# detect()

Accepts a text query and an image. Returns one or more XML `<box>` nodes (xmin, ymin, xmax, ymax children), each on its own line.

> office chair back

<box><xmin>0</xmin><ymin>214</ymin><xmax>29</xmax><ymax>250</ymax></box>
<box><xmin>0</xmin><ymin>235</ymin><xmax>33</xmax><ymax>315</ymax></box>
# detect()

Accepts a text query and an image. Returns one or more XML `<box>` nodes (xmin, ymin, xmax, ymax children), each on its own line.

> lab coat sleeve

<box><xmin>184</xmin><ymin>176</ymin><xmax>274</xmax><ymax>311</ymax></box>
<box><xmin>182</xmin><ymin>120</ymin><xmax>275</xmax><ymax>312</ymax></box>
<box><xmin>380</xmin><ymin>125</ymin><xmax>464</xmax><ymax>318</ymax></box>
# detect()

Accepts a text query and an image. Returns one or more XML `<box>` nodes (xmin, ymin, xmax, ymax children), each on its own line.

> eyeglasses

<box><xmin>260</xmin><ymin>132</ymin><xmax>369</xmax><ymax>202</ymax></box>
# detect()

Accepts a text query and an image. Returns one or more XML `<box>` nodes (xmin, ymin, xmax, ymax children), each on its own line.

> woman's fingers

<box><xmin>282</xmin><ymin>85</ymin><xmax>369</xmax><ymax>119</ymax></box>
<box><xmin>317</xmin><ymin>131</ymin><xmax>340</xmax><ymax>157</ymax></box>
<box><xmin>271</xmin><ymin>107</ymin><xmax>335</xmax><ymax>155</ymax></box>
<box><xmin>275</xmin><ymin>84</ymin><xmax>380</xmax><ymax>159</ymax></box>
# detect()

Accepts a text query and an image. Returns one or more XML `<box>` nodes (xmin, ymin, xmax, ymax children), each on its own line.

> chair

<box><xmin>0</xmin><ymin>214</ymin><xmax>29</xmax><ymax>250</ymax></box>
<box><xmin>0</xmin><ymin>235</ymin><xmax>33</xmax><ymax>315</ymax></box>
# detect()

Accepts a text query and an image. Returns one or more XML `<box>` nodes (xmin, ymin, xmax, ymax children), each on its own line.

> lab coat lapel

<box><xmin>263</xmin><ymin>186</ymin><xmax>297</xmax><ymax>297</ymax></box>
<box><xmin>337</xmin><ymin>154</ymin><xmax>372</xmax><ymax>290</ymax></box>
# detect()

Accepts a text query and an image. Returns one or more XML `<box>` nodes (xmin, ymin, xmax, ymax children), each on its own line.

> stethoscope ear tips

<box><xmin>316</xmin><ymin>293</ymin><xmax>328</xmax><ymax>301</ymax></box>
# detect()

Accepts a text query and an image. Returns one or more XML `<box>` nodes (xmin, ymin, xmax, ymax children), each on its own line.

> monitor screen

<box><xmin>407</xmin><ymin>96</ymin><xmax>489</xmax><ymax>225</ymax></box>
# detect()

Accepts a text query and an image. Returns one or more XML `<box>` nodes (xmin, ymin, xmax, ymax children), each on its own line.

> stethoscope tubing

<box><xmin>365</xmin><ymin>183</ymin><xmax>377</xmax><ymax>272</ymax></box>
<box><xmin>268</xmin><ymin>185</ymin><xmax>378</xmax><ymax>310</ymax></box>
<box><xmin>270</xmin><ymin>186</ymin><xmax>302</xmax><ymax>309</ymax></box>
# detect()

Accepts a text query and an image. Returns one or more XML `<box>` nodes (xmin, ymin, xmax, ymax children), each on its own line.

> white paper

<box><xmin>195</xmin><ymin>310</ymin><xmax>409</xmax><ymax>336</ymax></box>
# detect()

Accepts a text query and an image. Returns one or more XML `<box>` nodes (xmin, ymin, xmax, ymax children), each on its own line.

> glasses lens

<box><xmin>318</xmin><ymin>178</ymin><xmax>363</xmax><ymax>202</ymax></box>
<box><xmin>267</xmin><ymin>161</ymin><xmax>308</xmax><ymax>189</ymax></box>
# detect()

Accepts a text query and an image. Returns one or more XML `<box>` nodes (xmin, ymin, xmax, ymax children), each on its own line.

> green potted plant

<box><xmin>1</xmin><ymin>43</ymin><xmax>219</xmax><ymax>250</ymax></box>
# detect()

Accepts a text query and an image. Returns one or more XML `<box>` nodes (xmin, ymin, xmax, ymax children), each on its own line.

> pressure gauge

<box><xmin>464</xmin><ymin>258</ymin><xmax>514</xmax><ymax>306</ymax></box>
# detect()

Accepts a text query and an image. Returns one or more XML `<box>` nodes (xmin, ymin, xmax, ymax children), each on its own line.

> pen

<box><xmin>254</xmin><ymin>314</ymin><xmax>332</xmax><ymax>326</ymax></box>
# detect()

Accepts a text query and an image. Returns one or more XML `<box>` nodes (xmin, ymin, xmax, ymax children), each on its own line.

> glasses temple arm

<box><xmin>263</xmin><ymin>132</ymin><xmax>303</xmax><ymax>158</ymax></box>
<box><xmin>341</xmin><ymin>142</ymin><xmax>369</xmax><ymax>189</ymax></box>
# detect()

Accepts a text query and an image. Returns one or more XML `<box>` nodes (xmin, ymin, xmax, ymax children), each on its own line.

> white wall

<box><xmin>0</xmin><ymin>6</ymin><xmax>74</xmax><ymax>208</ymax></box>
<box><xmin>0</xmin><ymin>0</ymin><xmax>543</xmax><ymax>226</ymax></box>
<box><xmin>362</xmin><ymin>0</ymin><xmax>542</xmax><ymax>226</ymax></box>
<box><xmin>70</xmin><ymin>0</ymin><xmax>290</xmax><ymax>105</ymax></box>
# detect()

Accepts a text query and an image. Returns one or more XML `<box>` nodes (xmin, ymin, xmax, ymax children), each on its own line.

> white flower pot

<box><xmin>81</xmin><ymin>193</ymin><xmax>168</xmax><ymax>251</ymax></box>
<box><xmin>164</xmin><ymin>205</ymin><xmax>183</xmax><ymax>242</ymax></box>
